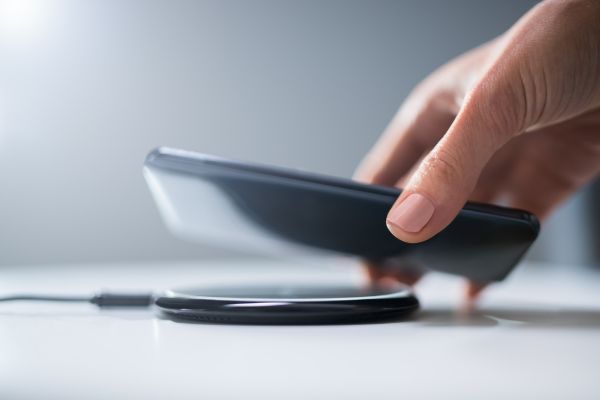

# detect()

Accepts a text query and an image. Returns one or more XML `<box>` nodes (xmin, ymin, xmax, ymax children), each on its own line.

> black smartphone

<box><xmin>144</xmin><ymin>147</ymin><xmax>539</xmax><ymax>282</ymax></box>
<box><xmin>155</xmin><ymin>283</ymin><xmax>419</xmax><ymax>324</ymax></box>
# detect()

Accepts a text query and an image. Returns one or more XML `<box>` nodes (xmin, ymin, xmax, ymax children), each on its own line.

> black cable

<box><xmin>0</xmin><ymin>294</ymin><xmax>90</xmax><ymax>303</ymax></box>
<box><xmin>0</xmin><ymin>292</ymin><xmax>154</xmax><ymax>308</ymax></box>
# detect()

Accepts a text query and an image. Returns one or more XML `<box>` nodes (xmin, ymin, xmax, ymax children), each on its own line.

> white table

<box><xmin>1</xmin><ymin>258</ymin><xmax>599</xmax><ymax>399</ymax></box>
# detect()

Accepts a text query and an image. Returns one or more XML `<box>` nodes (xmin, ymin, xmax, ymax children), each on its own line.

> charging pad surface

<box><xmin>155</xmin><ymin>283</ymin><xmax>419</xmax><ymax>325</ymax></box>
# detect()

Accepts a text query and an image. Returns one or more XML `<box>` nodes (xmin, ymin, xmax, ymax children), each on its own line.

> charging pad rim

<box><xmin>154</xmin><ymin>284</ymin><xmax>420</xmax><ymax>325</ymax></box>
<box><xmin>160</xmin><ymin>285</ymin><xmax>416</xmax><ymax>303</ymax></box>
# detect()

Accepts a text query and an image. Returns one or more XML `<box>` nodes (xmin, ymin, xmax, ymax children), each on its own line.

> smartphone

<box><xmin>155</xmin><ymin>283</ymin><xmax>419</xmax><ymax>324</ymax></box>
<box><xmin>144</xmin><ymin>147</ymin><xmax>539</xmax><ymax>282</ymax></box>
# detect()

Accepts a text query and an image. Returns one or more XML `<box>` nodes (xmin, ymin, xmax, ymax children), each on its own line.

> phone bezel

<box><xmin>146</xmin><ymin>147</ymin><xmax>539</xmax><ymax>227</ymax></box>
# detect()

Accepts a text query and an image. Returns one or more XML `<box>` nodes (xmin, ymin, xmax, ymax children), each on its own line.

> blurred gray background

<box><xmin>0</xmin><ymin>0</ymin><xmax>598</xmax><ymax>267</ymax></box>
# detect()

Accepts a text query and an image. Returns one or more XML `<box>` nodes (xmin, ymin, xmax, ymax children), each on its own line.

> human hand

<box><xmin>355</xmin><ymin>0</ymin><xmax>600</xmax><ymax>301</ymax></box>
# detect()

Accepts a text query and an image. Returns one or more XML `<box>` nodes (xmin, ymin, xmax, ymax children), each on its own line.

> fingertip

<box><xmin>465</xmin><ymin>280</ymin><xmax>488</xmax><ymax>303</ymax></box>
<box><xmin>390</xmin><ymin>269</ymin><xmax>423</xmax><ymax>287</ymax></box>
<box><xmin>386</xmin><ymin>220</ymin><xmax>421</xmax><ymax>243</ymax></box>
<box><xmin>388</xmin><ymin>193</ymin><xmax>435</xmax><ymax>231</ymax></box>
<box><xmin>362</xmin><ymin>260</ymin><xmax>424</xmax><ymax>287</ymax></box>
<box><xmin>363</xmin><ymin>262</ymin><xmax>383</xmax><ymax>283</ymax></box>
<box><xmin>385</xmin><ymin>192</ymin><xmax>439</xmax><ymax>243</ymax></box>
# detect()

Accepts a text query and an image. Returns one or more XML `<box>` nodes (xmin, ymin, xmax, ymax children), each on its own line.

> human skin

<box><xmin>354</xmin><ymin>0</ymin><xmax>600</xmax><ymax>300</ymax></box>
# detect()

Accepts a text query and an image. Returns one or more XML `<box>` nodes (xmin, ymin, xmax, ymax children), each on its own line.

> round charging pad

<box><xmin>154</xmin><ymin>283</ymin><xmax>419</xmax><ymax>325</ymax></box>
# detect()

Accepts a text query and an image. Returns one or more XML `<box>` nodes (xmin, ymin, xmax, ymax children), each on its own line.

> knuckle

<box><xmin>419</xmin><ymin>149</ymin><xmax>465</xmax><ymax>188</ymax></box>
<box><xmin>540</xmin><ymin>0</ymin><xmax>599</xmax><ymax>24</ymax></box>
<box><xmin>465</xmin><ymin>74</ymin><xmax>525</xmax><ymax>143</ymax></box>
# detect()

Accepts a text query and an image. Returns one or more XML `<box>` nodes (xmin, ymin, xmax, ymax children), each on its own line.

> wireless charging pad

<box><xmin>154</xmin><ymin>283</ymin><xmax>419</xmax><ymax>325</ymax></box>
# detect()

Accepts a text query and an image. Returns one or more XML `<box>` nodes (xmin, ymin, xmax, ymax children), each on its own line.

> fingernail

<box><xmin>387</xmin><ymin>193</ymin><xmax>435</xmax><ymax>234</ymax></box>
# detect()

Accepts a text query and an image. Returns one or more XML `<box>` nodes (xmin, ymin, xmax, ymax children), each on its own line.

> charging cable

<box><xmin>0</xmin><ymin>292</ymin><xmax>154</xmax><ymax>307</ymax></box>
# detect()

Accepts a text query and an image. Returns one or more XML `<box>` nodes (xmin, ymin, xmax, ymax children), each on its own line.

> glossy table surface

<box><xmin>1</xmin><ymin>258</ymin><xmax>599</xmax><ymax>400</ymax></box>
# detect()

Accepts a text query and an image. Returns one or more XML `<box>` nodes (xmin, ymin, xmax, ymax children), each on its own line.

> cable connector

<box><xmin>0</xmin><ymin>291</ymin><xmax>155</xmax><ymax>308</ymax></box>
<box><xmin>90</xmin><ymin>292</ymin><xmax>154</xmax><ymax>307</ymax></box>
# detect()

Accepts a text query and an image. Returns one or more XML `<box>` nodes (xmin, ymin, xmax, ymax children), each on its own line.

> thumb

<box><xmin>386</xmin><ymin>82</ymin><xmax>520</xmax><ymax>243</ymax></box>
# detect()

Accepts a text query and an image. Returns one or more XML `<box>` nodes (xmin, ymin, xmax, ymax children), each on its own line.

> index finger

<box><xmin>354</xmin><ymin>88</ymin><xmax>456</xmax><ymax>187</ymax></box>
